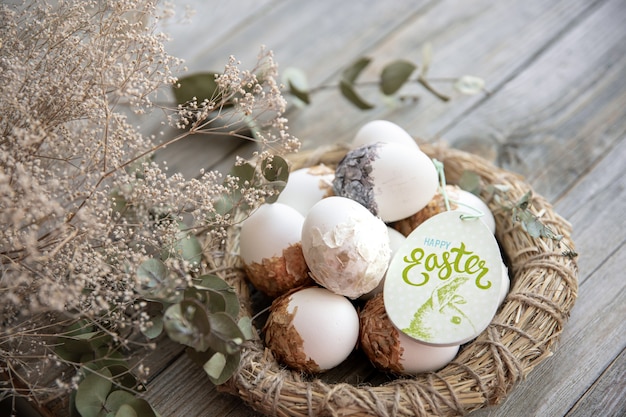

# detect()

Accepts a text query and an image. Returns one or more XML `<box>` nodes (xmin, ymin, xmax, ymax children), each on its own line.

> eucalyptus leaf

<box><xmin>173</xmin><ymin>72</ymin><xmax>223</xmax><ymax>105</ymax></box>
<box><xmin>105</xmin><ymin>391</ymin><xmax>158</xmax><ymax>417</ymax></box>
<box><xmin>261</xmin><ymin>155</ymin><xmax>289</xmax><ymax>203</ymax></box>
<box><xmin>136</xmin><ymin>258</ymin><xmax>167</xmax><ymax>295</ymax></box>
<box><xmin>141</xmin><ymin>315</ymin><xmax>163</xmax><ymax>340</ymax></box>
<box><xmin>282</xmin><ymin>67</ymin><xmax>310</xmax><ymax>104</ymax></box>
<box><xmin>163</xmin><ymin>299</ymin><xmax>212</xmax><ymax>351</ymax></box>
<box><xmin>171</xmin><ymin>222</ymin><xmax>202</xmax><ymax>266</ymax></box>
<box><xmin>287</xmin><ymin>80</ymin><xmax>311</xmax><ymax>105</ymax></box>
<box><xmin>342</xmin><ymin>56</ymin><xmax>371</xmax><ymax>83</ymax></box>
<box><xmin>75</xmin><ymin>368</ymin><xmax>112</xmax><ymax>417</ymax></box>
<box><xmin>261</xmin><ymin>155</ymin><xmax>289</xmax><ymax>183</ymax></box>
<box><xmin>228</xmin><ymin>162</ymin><xmax>256</xmax><ymax>184</ymax></box>
<box><xmin>238</xmin><ymin>316</ymin><xmax>255</xmax><ymax>340</ymax></box>
<box><xmin>115</xmin><ymin>405</ymin><xmax>137</xmax><ymax>417</ymax></box>
<box><xmin>380</xmin><ymin>60</ymin><xmax>417</xmax><ymax>95</ymax></box>
<box><xmin>453</xmin><ymin>75</ymin><xmax>485</xmax><ymax>95</ymax></box>
<box><xmin>339</xmin><ymin>80</ymin><xmax>375</xmax><ymax>110</ymax></box>
<box><xmin>421</xmin><ymin>42</ymin><xmax>433</xmax><ymax>77</ymax></box>
<box><xmin>195</xmin><ymin>275</ymin><xmax>240</xmax><ymax>318</ymax></box>
<box><xmin>208</xmin><ymin>312</ymin><xmax>245</xmax><ymax>355</ymax></box>
<box><xmin>458</xmin><ymin>170</ymin><xmax>482</xmax><ymax>195</ymax></box>
<box><xmin>203</xmin><ymin>351</ymin><xmax>227</xmax><ymax>380</ymax></box>
<box><xmin>207</xmin><ymin>350</ymin><xmax>241</xmax><ymax>385</ymax></box>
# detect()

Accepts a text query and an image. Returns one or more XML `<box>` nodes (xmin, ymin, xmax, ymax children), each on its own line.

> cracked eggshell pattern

<box><xmin>301</xmin><ymin>196</ymin><xmax>391</xmax><ymax>299</ymax></box>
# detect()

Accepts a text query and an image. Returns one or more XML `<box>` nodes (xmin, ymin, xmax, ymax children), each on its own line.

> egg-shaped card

<box><xmin>384</xmin><ymin>210</ymin><xmax>503</xmax><ymax>346</ymax></box>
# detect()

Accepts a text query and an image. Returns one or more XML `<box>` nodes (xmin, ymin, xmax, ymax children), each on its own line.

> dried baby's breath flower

<box><xmin>0</xmin><ymin>0</ymin><xmax>298</xmax><ymax>404</ymax></box>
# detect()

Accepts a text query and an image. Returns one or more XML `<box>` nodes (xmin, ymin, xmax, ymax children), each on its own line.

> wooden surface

<box><xmin>148</xmin><ymin>1</ymin><xmax>626</xmax><ymax>416</ymax></box>
<box><xmin>26</xmin><ymin>1</ymin><xmax>625</xmax><ymax>416</ymax></box>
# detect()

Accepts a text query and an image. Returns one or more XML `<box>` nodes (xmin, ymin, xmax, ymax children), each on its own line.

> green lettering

<box><xmin>402</xmin><ymin>248</ymin><xmax>429</xmax><ymax>286</ymax></box>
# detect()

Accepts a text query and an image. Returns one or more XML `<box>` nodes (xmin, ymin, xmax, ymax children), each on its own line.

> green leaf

<box><xmin>115</xmin><ymin>405</ymin><xmax>137</xmax><ymax>417</ymax></box>
<box><xmin>136</xmin><ymin>258</ymin><xmax>168</xmax><ymax>295</ymax></box>
<box><xmin>380</xmin><ymin>60</ymin><xmax>417</xmax><ymax>95</ymax></box>
<box><xmin>163</xmin><ymin>299</ymin><xmax>212</xmax><ymax>351</ymax></box>
<box><xmin>342</xmin><ymin>56</ymin><xmax>371</xmax><ymax>83</ymax></box>
<box><xmin>453</xmin><ymin>75</ymin><xmax>485</xmax><ymax>95</ymax></box>
<box><xmin>338</xmin><ymin>57</ymin><xmax>375</xmax><ymax>109</ymax></box>
<box><xmin>141</xmin><ymin>315</ymin><xmax>163</xmax><ymax>340</ymax></box>
<box><xmin>208</xmin><ymin>312</ymin><xmax>245</xmax><ymax>355</ymax></box>
<box><xmin>75</xmin><ymin>368</ymin><xmax>112</xmax><ymax>417</ymax></box>
<box><xmin>172</xmin><ymin>222</ymin><xmax>202</xmax><ymax>266</ymax></box>
<box><xmin>261</xmin><ymin>155</ymin><xmax>289</xmax><ymax>203</ymax></box>
<box><xmin>421</xmin><ymin>42</ymin><xmax>433</xmax><ymax>77</ymax></box>
<box><xmin>173</xmin><ymin>72</ymin><xmax>224</xmax><ymax>105</ymax></box>
<box><xmin>339</xmin><ymin>80</ymin><xmax>375</xmax><ymax>110</ymax></box>
<box><xmin>55</xmin><ymin>322</ymin><xmax>112</xmax><ymax>362</ymax></box>
<box><xmin>238</xmin><ymin>316</ymin><xmax>255</xmax><ymax>340</ymax></box>
<box><xmin>282</xmin><ymin>67</ymin><xmax>310</xmax><ymax>105</ymax></box>
<box><xmin>194</xmin><ymin>274</ymin><xmax>240</xmax><ymax>317</ymax></box>
<box><xmin>261</xmin><ymin>155</ymin><xmax>289</xmax><ymax>183</ymax></box>
<box><xmin>203</xmin><ymin>351</ymin><xmax>227</xmax><ymax>380</ymax></box>
<box><xmin>287</xmin><ymin>80</ymin><xmax>311</xmax><ymax>104</ymax></box>
<box><xmin>458</xmin><ymin>170</ymin><xmax>482</xmax><ymax>195</ymax></box>
<box><xmin>105</xmin><ymin>391</ymin><xmax>157</xmax><ymax>417</ymax></box>
<box><xmin>228</xmin><ymin>162</ymin><xmax>257</xmax><ymax>184</ymax></box>
<box><xmin>197</xmin><ymin>349</ymin><xmax>241</xmax><ymax>385</ymax></box>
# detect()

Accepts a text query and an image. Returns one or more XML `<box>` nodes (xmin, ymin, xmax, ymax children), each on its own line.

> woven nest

<box><xmin>216</xmin><ymin>142</ymin><xmax>578</xmax><ymax>417</ymax></box>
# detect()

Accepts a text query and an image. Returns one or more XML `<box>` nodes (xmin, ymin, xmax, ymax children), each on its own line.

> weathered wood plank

<box><xmin>553</xmin><ymin>136</ymin><xmax>626</xmax><ymax>285</ymax></box>
<box><xmin>566</xmin><ymin>348</ymin><xmax>626</xmax><ymax>417</ymax></box>
<box><xmin>441</xmin><ymin>0</ymin><xmax>626</xmax><ymax>202</ymax></box>
<box><xmin>280</xmin><ymin>0</ymin><xmax>606</xmax><ymax>151</ymax></box>
<box><xmin>467</xmin><ymin>133</ymin><xmax>626</xmax><ymax>416</ymax></box>
<box><xmin>469</xmin><ymin>237</ymin><xmax>626</xmax><ymax>417</ymax></box>
<box><xmin>143</xmin><ymin>353</ymin><xmax>243</xmax><ymax>417</ymax></box>
<box><xmin>152</xmin><ymin>0</ymin><xmax>435</xmax><ymax>179</ymax></box>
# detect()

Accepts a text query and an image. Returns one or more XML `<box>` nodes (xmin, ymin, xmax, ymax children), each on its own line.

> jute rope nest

<box><xmin>216</xmin><ymin>142</ymin><xmax>578</xmax><ymax>417</ymax></box>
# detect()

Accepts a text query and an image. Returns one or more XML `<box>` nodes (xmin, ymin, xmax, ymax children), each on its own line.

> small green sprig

<box><xmin>458</xmin><ymin>171</ymin><xmax>578</xmax><ymax>258</ymax></box>
<box><xmin>174</xmin><ymin>44</ymin><xmax>486</xmax><ymax>113</ymax></box>
<box><xmin>509</xmin><ymin>191</ymin><xmax>578</xmax><ymax>258</ymax></box>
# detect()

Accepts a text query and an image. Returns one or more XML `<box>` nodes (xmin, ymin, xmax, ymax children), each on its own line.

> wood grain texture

<box><xmin>20</xmin><ymin>0</ymin><xmax>624</xmax><ymax>415</ymax></box>
<box><xmin>142</xmin><ymin>0</ymin><xmax>626</xmax><ymax>416</ymax></box>
<box><xmin>566</xmin><ymin>349</ymin><xmax>626</xmax><ymax>417</ymax></box>
<box><xmin>468</xmin><ymin>137</ymin><xmax>626</xmax><ymax>417</ymax></box>
<box><xmin>442</xmin><ymin>0</ymin><xmax>626</xmax><ymax>201</ymax></box>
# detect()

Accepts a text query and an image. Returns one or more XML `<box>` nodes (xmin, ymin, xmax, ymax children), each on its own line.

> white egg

<box><xmin>240</xmin><ymin>203</ymin><xmax>304</xmax><ymax>264</ymax></box>
<box><xmin>499</xmin><ymin>261</ymin><xmax>510</xmax><ymax>305</ymax></box>
<box><xmin>264</xmin><ymin>287</ymin><xmax>360</xmax><ymax>372</ymax></box>
<box><xmin>453</xmin><ymin>189</ymin><xmax>496</xmax><ymax>234</ymax></box>
<box><xmin>276</xmin><ymin>164</ymin><xmax>334</xmax><ymax>216</ymax></box>
<box><xmin>239</xmin><ymin>203</ymin><xmax>310</xmax><ymax>296</ymax></box>
<box><xmin>361</xmin><ymin>227</ymin><xmax>407</xmax><ymax>300</ymax></box>
<box><xmin>301</xmin><ymin>196</ymin><xmax>391</xmax><ymax>298</ymax></box>
<box><xmin>333</xmin><ymin>142</ymin><xmax>438</xmax><ymax>222</ymax></box>
<box><xmin>352</xmin><ymin>120</ymin><xmax>419</xmax><ymax>150</ymax></box>
<box><xmin>397</xmin><ymin>331</ymin><xmax>460</xmax><ymax>373</ymax></box>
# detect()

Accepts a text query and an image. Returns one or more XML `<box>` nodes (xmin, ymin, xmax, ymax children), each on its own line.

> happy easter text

<box><xmin>402</xmin><ymin>241</ymin><xmax>491</xmax><ymax>289</ymax></box>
